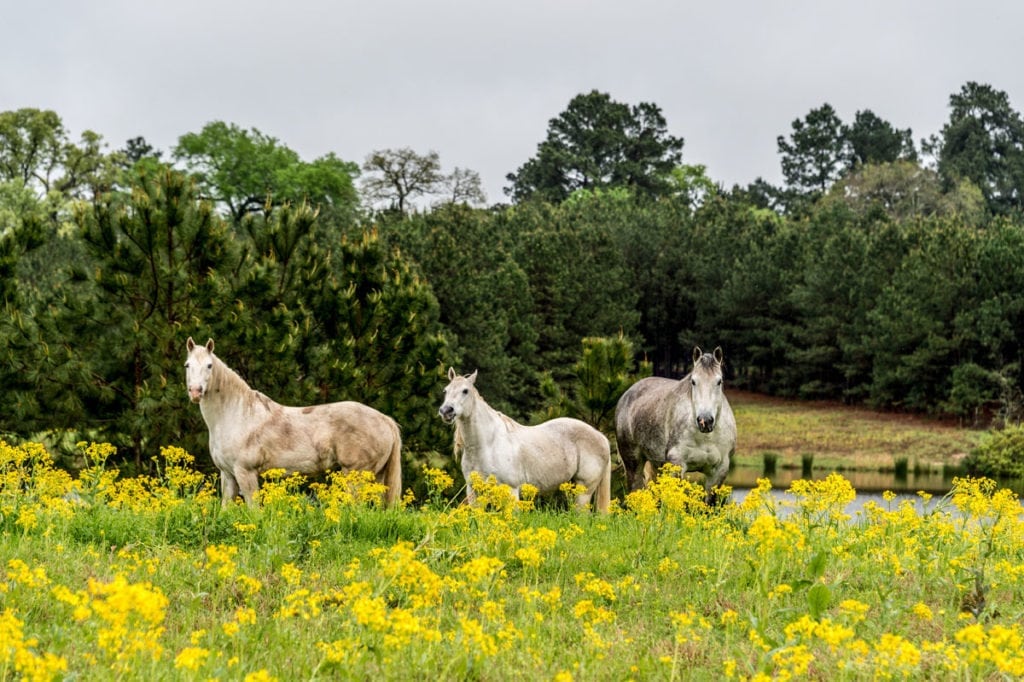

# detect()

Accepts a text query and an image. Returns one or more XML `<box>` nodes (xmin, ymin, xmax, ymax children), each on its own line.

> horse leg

<box><xmin>705</xmin><ymin>450</ymin><xmax>733</xmax><ymax>507</ymax></box>
<box><xmin>234</xmin><ymin>468</ymin><xmax>261</xmax><ymax>507</ymax></box>
<box><xmin>577</xmin><ymin>460</ymin><xmax>612</xmax><ymax>512</ymax></box>
<box><xmin>664</xmin><ymin>448</ymin><xmax>692</xmax><ymax>488</ymax></box>
<box><xmin>595</xmin><ymin>460</ymin><xmax>612</xmax><ymax>513</ymax></box>
<box><xmin>617</xmin><ymin>437</ymin><xmax>645</xmax><ymax>491</ymax></box>
<box><xmin>642</xmin><ymin>461</ymin><xmax>657</xmax><ymax>486</ymax></box>
<box><xmin>220</xmin><ymin>471</ymin><xmax>240</xmax><ymax>507</ymax></box>
<box><xmin>574</xmin><ymin>490</ymin><xmax>594</xmax><ymax>511</ymax></box>
<box><xmin>380</xmin><ymin>428</ymin><xmax>403</xmax><ymax>508</ymax></box>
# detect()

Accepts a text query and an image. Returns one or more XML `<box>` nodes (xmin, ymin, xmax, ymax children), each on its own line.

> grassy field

<box><xmin>4</xmin><ymin>436</ymin><xmax>1024</xmax><ymax>680</ymax></box>
<box><xmin>728</xmin><ymin>391</ymin><xmax>984</xmax><ymax>473</ymax></box>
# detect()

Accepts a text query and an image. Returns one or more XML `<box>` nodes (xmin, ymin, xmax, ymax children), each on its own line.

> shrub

<box><xmin>966</xmin><ymin>424</ymin><xmax>1024</xmax><ymax>479</ymax></box>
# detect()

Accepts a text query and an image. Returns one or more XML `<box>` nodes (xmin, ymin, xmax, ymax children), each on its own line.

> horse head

<box><xmin>690</xmin><ymin>346</ymin><xmax>725</xmax><ymax>433</ymax></box>
<box><xmin>185</xmin><ymin>337</ymin><xmax>216</xmax><ymax>403</ymax></box>
<box><xmin>438</xmin><ymin>367</ymin><xmax>479</xmax><ymax>423</ymax></box>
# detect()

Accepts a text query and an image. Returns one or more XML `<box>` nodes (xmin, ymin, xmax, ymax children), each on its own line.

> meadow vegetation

<box><xmin>3</xmin><ymin>439</ymin><xmax>1023</xmax><ymax>681</ymax></box>
<box><xmin>729</xmin><ymin>391</ymin><xmax>984</xmax><ymax>474</ymax></box>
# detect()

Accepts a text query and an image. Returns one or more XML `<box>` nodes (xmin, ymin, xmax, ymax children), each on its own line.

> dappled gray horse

<box><xmin>185</xmin><ymin>337</ymin><xmax>403</xmax><ymax>507</ymax></box>
<box><xmin>438</xmin><ymin>368</ymin><xmax>612</xmax><ymax>511</ymax></box>
<box><xmin>615</xmin><ymin>346</ymin><xmax>736</xmax><ymax>504</ymax></box>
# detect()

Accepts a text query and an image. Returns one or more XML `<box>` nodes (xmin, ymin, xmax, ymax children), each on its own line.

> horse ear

<box><xmin>692</xmin><ymin>346</ymin><xmax>702</xmax><ymax>363</ymax></box>
<box><xmin>448</xmin><ymin>367</ymin><xmax>456</xmax><ymax>381</ymax></box>
<box><xmin>206</xmin><ymin>338</ymin><xmax>215</xmax><ymax>352</ymax></box>
<box><xmin>713</xmin><ymin>346</ymin><xmax>724</xmax><ymax>364</ymax></box>
<box><xmin>187</xmin><ymin>337</ymin><xmax>195</xmax><ymax>351</ymax></box>
<box><xmin>468</xmin><ymin>370</ymin><xmax>478</xmax><ymax>384</ymax></box>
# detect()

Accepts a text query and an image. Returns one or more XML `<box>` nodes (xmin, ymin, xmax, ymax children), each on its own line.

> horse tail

<box><xmin>382</xmin><ymin>419</ymin><xmax>403</xmax><ymax>507</ymax></box>
<box><xmin>595</xmin><ymin>457</ymin><xmax>612</xmax><ymax>513</ymax></box>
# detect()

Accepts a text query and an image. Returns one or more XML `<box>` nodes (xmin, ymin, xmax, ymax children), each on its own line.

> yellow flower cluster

<box><xmin>313</xmin><ymin>469</ymin><xmax>390</xmax><ymax>519</ymax></box>
<box><xmin>0</xmin><ymin>608</ymin><xmax>68</xmax><ymax>681</ymax></box>
<box><xmin>5</xmin><ymin>440</ymin><xmax>1024</xmax><ymax>679</ymax></box>
<box><xmin>955</xmin><ymin>622</ymin><xmax>1024</xmax><ymax>677</ymax></box>
<box><xmin>624</xmin><ymin>464</ymin><xmax>709</xmax><ymax>518</ymax></box>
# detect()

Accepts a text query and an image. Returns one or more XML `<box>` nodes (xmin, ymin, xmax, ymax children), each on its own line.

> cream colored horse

<box><xmin>185</xmin><ymin>337</ymin><xmax>402</xmax><ymax>507</ymax></box>
<box><xmin>438</xmin><ymin>368</ymin><xmax>611</xmax><ymax>511</ymax></box>
<box><xmin>615</xmin><ymin>346</ymin><xmax>736</xmax><ymax>505</ymax></box>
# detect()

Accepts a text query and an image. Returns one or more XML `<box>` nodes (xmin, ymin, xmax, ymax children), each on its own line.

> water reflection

<box><xmin>725</xmin><ymin>466</ymin><xmax>958</xmax><ymax>495</ymax></box>
<box><xmin>729</xmin><ymin>486</ymin><xmax>939</xmax><ymax>517</ymax></box>
<box><xmin>726</xmin><ymin>466</ymin><xmax>1024</xmax><ymax>514</ymax></box>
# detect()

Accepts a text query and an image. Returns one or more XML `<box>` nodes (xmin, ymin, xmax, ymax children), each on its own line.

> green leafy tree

<box><xmin>0</xmin><ymin>108</ymin><xmax>117</xmax><ymax>202</ymax></box>
<box><xmin>505</xmin><ymin>90</ymin><xmax>684</xmax><ymax>202</ymax></box>
<box><xmin>931</xmin><ymin>81</ymin><xmax>1024</xmax><ymax>215</ymax></box>
<box><xmin>665</xmin><ymin>164</ymin><xmax>720</xmax><ymax>210</ymax></box>
<box><xmin>174</xmin><ymin>121</ymin><xmax>359</xmax><ymax>224</ymax></box>
<box><xmin>0</xmin><ymin>182</ymin><xmax>47</xmax><ymax>302</ymax></box>
<box><xmin>819</xmin><ymin>160</ymin><xmax>985</xmax><ymax>223</ymax></box>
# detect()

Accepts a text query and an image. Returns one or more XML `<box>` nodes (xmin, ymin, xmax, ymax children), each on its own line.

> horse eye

<box><xmin>691</xmin><ymin>379</ymin><xmax>696</xmax><ymax>386</ymax></box>
<box><xmin>462</xmin><ymin>388</ymin><xmax>469</xmax><ymax>395</ymax></box>
<box><xmin>207</xmin><ymin>363</ymin><xmax>213</xmax><ymax>369</ymax></box>
<box><xmin>717</xmin><ymin>379</ymin><xmax>723</xmax><ymax>386</ymax></box>
<box><xmin>184</xmin><ymin>362</ymin><xmax>189</xmax><ymax>368</ymax></box>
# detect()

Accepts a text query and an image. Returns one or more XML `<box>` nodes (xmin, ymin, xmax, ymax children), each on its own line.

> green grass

<box><xmin>3</xmin><ymin>440</ymin><xmax>1024</xmax><ymax>680</ymax></box>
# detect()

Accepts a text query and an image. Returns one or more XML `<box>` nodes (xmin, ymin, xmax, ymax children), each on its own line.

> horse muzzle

<box><xmin>696</xmin><ymin>414</ymin><xmax>715</xmax><ymax>433</ymax></box>
<box><xmin>438</xmin><ymin>405</ymin><xmax>456</xmax><ymax>423</ymax></box>
<box><xmin>188</xmin><ymin>387</ymin><xmax>204</xmax><ymax>403</ymax></box>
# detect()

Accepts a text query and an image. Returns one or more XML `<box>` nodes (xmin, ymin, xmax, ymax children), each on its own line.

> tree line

<box><xmin>1</xmin><ymin>80</ymin><xmax>1022</xmax><ymax>486</ymax></box>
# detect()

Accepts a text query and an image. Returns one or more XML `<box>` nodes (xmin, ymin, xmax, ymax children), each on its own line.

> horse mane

<box><xmin>496</xmin><ymin>411</ymin><xmax>519</xmax><ymax>430</ymax></box>
<box><xmin>451</xmin><ymin>401</ymin><xmax>520</xmax><ymax>463</ymax></box>
<box><xmin>695</xmin><ymin>353</ymin><xmax>720</xmax><ymax>372</ymax></box>
<box><xmin>452</xmin><ymin>422</ymin><xmax>464</xmax><ymax>462</ymax></box>
<box><xmin>210</xmin><ymin>354</ymin><xmax>275</xmax><ymax>412</ymax></box>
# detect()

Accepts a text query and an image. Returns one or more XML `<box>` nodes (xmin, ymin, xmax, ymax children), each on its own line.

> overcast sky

<box><xmin>5</xmin><ymin>1</ymin><xmax>1023</xmax><ymax>203</ymax></box>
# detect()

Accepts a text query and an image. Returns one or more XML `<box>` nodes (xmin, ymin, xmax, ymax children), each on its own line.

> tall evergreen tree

<box><xmin>933</xmin><ymin>81</ymin><xmax>1024</xmax><ymax>215</ymax></box>
<box><xmin>844</xmin><ymin>109</ymin><xmax>916</xmax><ymax>167</ymax></box>
<box><xmin>777</xmin><ymin>103</ymin><xmax>848</xmax><ymax>199</ymax></box>
<box><xmin>379</xmin><ymin>204</ymin><xmax>537</xmax><ymax>414</ymax></box>
<box><xmin>505</xmin><ymin>90</ymin><xmax>684</xmax><ymax>202</ymax></box>
<box><xmin>1</xmin><ymin>170</ymin><xmax>237</xmax><ymax>466</ymax></box>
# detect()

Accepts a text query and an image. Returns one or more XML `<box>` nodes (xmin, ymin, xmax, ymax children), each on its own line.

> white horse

<box><xmin>615</xmin><ymin>346</ymin><xmax>736</xmax><ymax>504</ymax></box>
<box><xmin>438</xmin><ymin>368</ymin><xmax>611</xmax><ymax>511</ymax></box>
<box><xmin>185</xmin><ymin>337</ymin><xmax>402</xmax><ymax>507</ymax></box>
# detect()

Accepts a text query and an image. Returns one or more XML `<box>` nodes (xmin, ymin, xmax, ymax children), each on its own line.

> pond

<box><xmin>725</xmin><ymin>465</ymin><xmax>1024</xmax><ymax>514</ymax></box>
<box><xmin>725</xmin><ymin>466</ymin><xmax>959</xmax><ymax>495</ymax></box>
